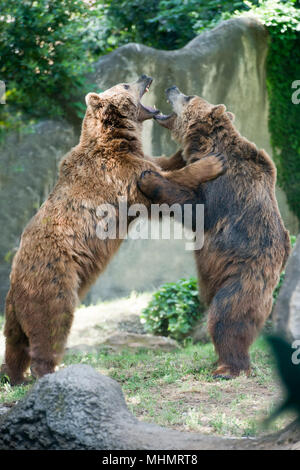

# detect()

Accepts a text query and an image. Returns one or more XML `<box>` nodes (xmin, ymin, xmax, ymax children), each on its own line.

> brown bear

<box><xmin>1</xmin><ymin>76</ymin><xmax>225</xmax><ymax>385</ymax></box>
<box><xmin>138</xmin><ymin>85</ymin><xmax>291</xmax><ymax>379</ymax></box>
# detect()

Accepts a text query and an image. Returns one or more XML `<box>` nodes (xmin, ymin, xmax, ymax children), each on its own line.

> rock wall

<box><xmin>0</xmin><ymin>17</ymin><xmax>298</xmax><ymax>310</ymax></box>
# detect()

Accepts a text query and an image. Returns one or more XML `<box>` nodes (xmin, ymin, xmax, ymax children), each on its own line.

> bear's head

<box><xmin>83</xmin><ymin>75</ymin><xmax>159</xmax><ymax>140</ymax></box>
<box><xmin>154</xmin><ymin>85</ymin><xmax>235</xmax><ymax>160</ymax></box>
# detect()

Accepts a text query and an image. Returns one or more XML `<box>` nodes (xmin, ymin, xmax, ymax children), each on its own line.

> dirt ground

<box><xmin>130</xmin><ymin>372</ymin><xmax>294</xmax><ymax>436</ymax></box>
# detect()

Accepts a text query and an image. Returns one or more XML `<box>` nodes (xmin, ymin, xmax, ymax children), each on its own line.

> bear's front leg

<box><xmin>150</xmin><ymin>150</ymin><xmax>186</xmax><ymax>171</ymax></box>
<box><xmin>163</xmin><ymin>153</ymin><xmax>226</xmax><ymax>189</ymax></box>
<box><xmin>138</xmin><ymin>170</ymin><xmax>197</xmax><ymax>206</ymax></box>
<box><xmin>138</xmin><ymin>153</ymin><xmax>226</xmax><ymax>203</ymax></box>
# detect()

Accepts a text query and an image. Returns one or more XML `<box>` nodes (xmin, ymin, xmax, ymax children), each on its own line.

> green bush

<box><xmin>141</xmin><ymin>277</ymin><xmax>205</xmax><ymax>341</ymax></box>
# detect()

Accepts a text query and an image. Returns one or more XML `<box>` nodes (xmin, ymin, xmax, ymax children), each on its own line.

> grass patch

<box><xmin>0</xmin><ymin>335</ymin><xmax>296</xmax><ymax>437</ymax></box>
<box><xmin>0</xmin><ymin>382</ymin><xmax>32</xmax><ymax>405</ymax></box>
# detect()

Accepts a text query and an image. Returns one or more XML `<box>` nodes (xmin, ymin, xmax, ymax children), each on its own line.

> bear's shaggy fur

<box><xmin>1</xmin><ymin>78</ymin><xmax>225</xmax><ymax>385</ymax></box>
<box><xmin>138</xmin><ymin>88</ymin><xmax>291</xmax><ymax>378</ymax></box>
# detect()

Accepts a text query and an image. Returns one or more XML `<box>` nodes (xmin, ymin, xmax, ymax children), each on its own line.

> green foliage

<box><xmin>232</xmin><ymin>0</ymin><xmax>300</xmax><ymax>221</ymax></box>
<box><xmin>141</xmin><ymin>277</ymin><xmax>205</xmax><ymax>341</ymax></box>
<box><xmin>103</xmin><ymin>1</ymin><xmax>163</xmax><ymax>49</ymax></box>
<box><xmin>0</xmin><ymin>0</ymin><xmax>95</xmax><ymax>138</ymax></box>
<box><xmin>104</xmin><ymin>0</ymin><xmax>257</xmax><ymax>50</ymax></box>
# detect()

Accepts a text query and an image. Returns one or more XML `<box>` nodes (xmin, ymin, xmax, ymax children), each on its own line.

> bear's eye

<box><xmin>123</xmin><ymin>84</ymin><xmax>129</xmax><ymax>90</ymax></box>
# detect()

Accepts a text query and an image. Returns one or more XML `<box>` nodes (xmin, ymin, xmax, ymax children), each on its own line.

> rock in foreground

<box><xmin>0</xmin><ymin>365</ymin><xmax>299</xmax><ymax>450</ymax></box>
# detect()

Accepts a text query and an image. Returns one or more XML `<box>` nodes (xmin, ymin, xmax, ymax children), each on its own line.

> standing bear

<box><xmin>1</xmin><ymin>76</ymin><xmax>226</xmax><ymax>385</ymax></box>
<box><xmin>138</xmin><ymin>85</ymin><xmax>291</xmax><ymax>379</ymax></box>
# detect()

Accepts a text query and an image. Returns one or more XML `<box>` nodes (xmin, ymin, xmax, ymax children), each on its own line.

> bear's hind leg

<box><xmin>21</xmin><ymin>296</ymin><xmax>76</xmax><ymax>380</ymax></box>
<box><xmin>2</xmin><ymin>336</ymin><xmax>30</xmax><ymax>386</ymax></box>
<box><xmin>1</xmin><ymin>304</ymin><xmax>30</xmax><ymax>385</ymax></box>
<box><xmin>29</xmin><ymin>314</ymin><xmax>74</xmax><ymax>379</ymax></box>
<box><xmin>208</xmin><ymin>314</ymin><xmax>254</xmax><ymax>379</ymax></box>
<box><xmin>207</xmin><ymin>279</ymin><xmax>271</xmax><ymax>379</ymax></box>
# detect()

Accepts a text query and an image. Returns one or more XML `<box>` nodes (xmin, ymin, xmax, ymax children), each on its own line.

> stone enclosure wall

<box><xmin>0</xmin><ymin>17</ymin><xmax>298</xmax><ymax>310</ymax></box>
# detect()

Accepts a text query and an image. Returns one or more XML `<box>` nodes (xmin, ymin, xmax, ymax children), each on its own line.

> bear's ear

<box><xmin>226</xmin><ymin>111</ymin><xmax>235</xmax><ymax>122</ymax></box>
<box><xmin>85</xmin><ymin>92</ymin><xmax>102</xmax><ymax>108</ymax></box>
<box><xmin>211</xmin><ymin>104</ymin><xmax>226</xmax><ymax>119</ymax></box>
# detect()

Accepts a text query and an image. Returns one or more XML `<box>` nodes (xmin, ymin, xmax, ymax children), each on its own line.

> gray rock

<box><xmin>0</xmin><ymin>404</ymin><xmax>11</xmax><ymax>418</ymax></box>
<box><xmin>117</xmin><ymin>314</ymin><xmax>146</xmax><ymax>335</ymax></box>
<box><xmin>274</xmin><ymin>236</ymin><xmax>300</xmax><ymax>340</ymax></box>
<box><xmin>0</xmin><ymin>365</ymin><xmax>137</xmax><ymax>450</ymax></box>
<box><xmin>0</xmin><ymin>364</ymin><xmax>299</xmax><ymax>450</ymax></box>
<box><xmin>65</xmin><ymin>344</ymin><xmax>101</xmax><ymax>355</ymax></box>
<box><xmin>101</xmin><ymin>332</ymin><xmax>178</xmax><ymax>351</ymax></box>
<box><xmin>65</xmin><ymin>331</ymin><xmax>178</xmax><ymax>355</ymax></box>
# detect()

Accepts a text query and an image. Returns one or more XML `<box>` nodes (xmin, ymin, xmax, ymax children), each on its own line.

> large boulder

<box><xmin>274</xmin><ymin>236</ymin><xmax>300</xmax><ymax>340</ymax></box>
<box><xmin>0</xmin><ymin>364</ymin><xmax>299</xmax><ymax>450</ymax></box>
<box><xmin>0</xmin><ymin>17</ymin><xmax>297</xmax><ymax>309</ymax></box>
